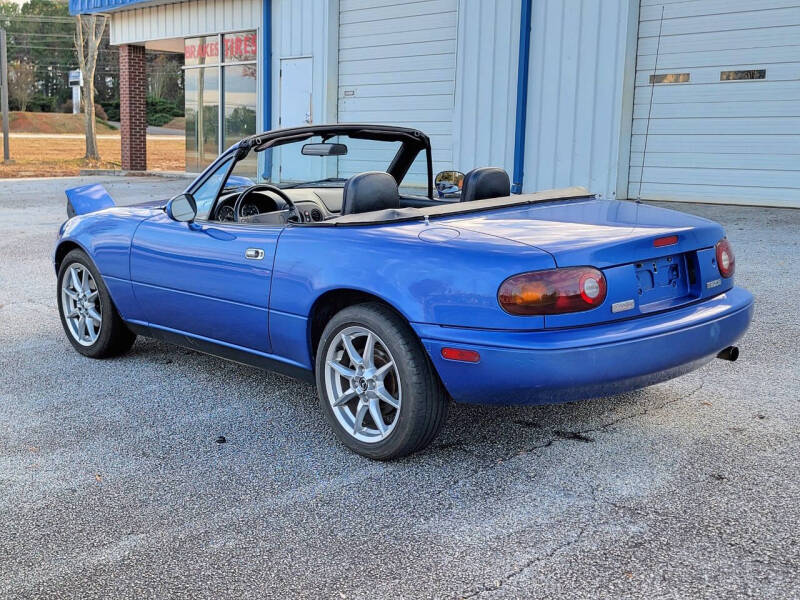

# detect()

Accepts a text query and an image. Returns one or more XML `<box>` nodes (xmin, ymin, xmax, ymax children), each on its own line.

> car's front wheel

<box><xmin>57</xmin><ymin>249</ymin><xmax>136</xmax><ymax>358</ymax></box>
<box><xmin>315</xmin><ymin>303</ymin><xmax>448</xmax><ymax>460</ymax></box>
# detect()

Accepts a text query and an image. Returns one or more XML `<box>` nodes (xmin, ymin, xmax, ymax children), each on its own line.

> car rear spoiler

<box><xmin>65</xmin><ymin>183</ymin><xmax>115</xmax><ymax>219</ymax></box>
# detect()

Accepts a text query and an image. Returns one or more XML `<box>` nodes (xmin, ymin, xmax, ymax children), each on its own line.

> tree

<box><xmin>8</xmin><ymin>59</ymin><xmax>36</xmax><ymax>111</ymax></box>
<box><xmin>148</xmin><ymin>53</ymin><xmax>181</xmax><ymax>100</ymax></box>
<box><xmin>74</xmin><ymin>13</ymin><xmax>106</xmax><ymax>160</ymax></box>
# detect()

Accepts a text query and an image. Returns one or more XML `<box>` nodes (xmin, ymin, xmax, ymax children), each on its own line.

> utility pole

<box><xmin>1</xmin><ymin>28</ymin><xmax>10</xmax><ymax>163</ymax></box>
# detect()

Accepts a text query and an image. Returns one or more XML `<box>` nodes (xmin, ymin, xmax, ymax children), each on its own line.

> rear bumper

<box><xmin>414</xmin><ymin>286</ymin><xmax>754</xmax><ymax>405</ymax></box>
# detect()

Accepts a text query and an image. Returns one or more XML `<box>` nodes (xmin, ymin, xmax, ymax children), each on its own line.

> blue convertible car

<box><xmin>55</xmin><ymin>124</ymin><xmax>753</xmax><ymax>459</ymax></box>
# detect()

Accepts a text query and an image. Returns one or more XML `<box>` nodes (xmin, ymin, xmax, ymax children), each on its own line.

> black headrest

<box><xmin>341</xmin><ymin>171</ymin><xmax>400</xmax><ymax>215</ymax></box>
<box><xmin>460</xmin><ymin>167</ymin><xmax>511</xmax><ymax>202</ymax></box>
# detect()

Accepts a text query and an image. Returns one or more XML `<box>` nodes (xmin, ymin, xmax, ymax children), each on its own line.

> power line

<box><xmin>0</xmin><ymin>15</ymin><xmax>75</xmax><ymax>24</ymax></box>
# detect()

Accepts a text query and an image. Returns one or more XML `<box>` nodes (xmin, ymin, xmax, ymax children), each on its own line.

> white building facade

<box><xmin>71</xmin><ymin>0</ymin><xmax>800</xmax><ymax>208</ymax></box>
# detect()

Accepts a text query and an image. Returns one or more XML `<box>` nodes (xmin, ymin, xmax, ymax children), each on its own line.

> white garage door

<box><xmin>630</xmin><ymin>0</ymin><xmax>800</xmax><ymax>208</ymax></box>
<box><xmin>337</xmin><ymin>0</ymin><xmax>458</xmax><ymax>187</ymax></box>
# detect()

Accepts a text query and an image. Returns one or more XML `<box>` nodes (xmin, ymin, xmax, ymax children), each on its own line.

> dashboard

<box><xmin>213</xmin><ymin>188</ymin><xmax>342</xmax><ymax>224</ymax></box>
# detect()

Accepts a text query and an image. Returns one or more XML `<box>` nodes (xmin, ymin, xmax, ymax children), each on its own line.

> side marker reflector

<box><xmin>441</xmin><ymin>348</ymin><xmax>481</xmax><ymax>363</ymax></box>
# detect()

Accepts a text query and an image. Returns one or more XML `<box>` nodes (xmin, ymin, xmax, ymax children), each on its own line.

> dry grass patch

<box><xmin>0</xmin><ymin>136</ymin><xmax>185</xmax><ymax>178</ymax></box>
<box><xmin>9</xmin><ymin>112</ymin><xmax>117</xmax><ymax>135</ymax></box>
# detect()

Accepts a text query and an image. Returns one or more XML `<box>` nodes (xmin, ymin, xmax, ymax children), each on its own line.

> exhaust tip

<box><xmin>717</xmin><ymin>346</ymin><xmax>739</xmax><ymax>362</ymax></box>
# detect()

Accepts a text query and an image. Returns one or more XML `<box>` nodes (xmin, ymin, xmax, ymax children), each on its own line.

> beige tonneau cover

<box><xmin>317</xmin><ymin>186</ymin><xmax>592</xmax><ymax>226</ymax></box>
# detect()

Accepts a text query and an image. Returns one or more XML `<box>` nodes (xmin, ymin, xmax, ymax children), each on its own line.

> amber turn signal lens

<box><xmin>498</xmin><ymin>267</ymin><xmax>607</xmax><ymax>315</ymax></box>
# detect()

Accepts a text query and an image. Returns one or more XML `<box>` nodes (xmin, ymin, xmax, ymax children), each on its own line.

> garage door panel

<box><xmin>340</xmin><ymin>0</ymin><xmax>455</xmax><ymax>24</ymax></box>
<box><xmin>632</xmin><ymin>2</ymin><xmax>800</xmax><ymax>206</ymax></box>
<box><xmin>636</xmin><ymin>45</ymin><xmax>800</xmax><ymax>71</ymax></box>
<box><xmin>338</xmin><ymin>0</ymin><xmax>457</xmax><ymax>178</ymax></box>
<box><xmin>339</xmin><ymin>39</ymin><xmax>456</xmax><ymax>62</ymax></box>
<box><xmin>341</xmin><ymin>81</ymin><xmax>454</xmax><ymax>98</ymax></box>
<box><xmin>637</xmin><ymin>25</ymin><xmax>800</xmax><ymax>56</ymax></box>
<box><xmin>339</xmin><ymin>68</ymin><xmax>454</xmax><ymax>87</ymax></box>
<box><xmin>640</xmin><ymin>0</ymin><xmax>800</xmax><ymax>21</ymax></box>
<box><xmin>632</xmin><ymin>116</ymin><xmax>800</xmax><ymax>136</ymax></box>
<box><xmin>629</xmin><ymin>182</ymin><xmax>800</xmax><ymax>208</ymax></box>
<box><xmin>633</xmin><ymin>99</ymin><xmax>800</xmax><ymax>120</ymax></box>
<box><xmin>635</xmin><ymin>62</ymin><xmax>800</xmax><ymax>85</ymax></box>
<box><xmin>339</xmin><ymin>53</ymin><xmax>455</xmax><ymax>75</ymax></box>
<box><xmin>340</xmin><ymin>12</ymin><xmax>457</xmax><ymax>36</ymax></box>
<box><xmin>631</xmin><ymin>134</ymin><xmax>800</xmax><ymax>155</ymax></box>
<box><xmin>630</xmin><ymin>166</ymin><xmax>800</xmax><ymax>189</ymax></box>
<box><xmin>340</xmin><ymin>94</ymin><xmax>454</xmax><ymax>111</ymax></box>
<box><xmin>630</xmin><ymin>152</ymin><xmax>800</xmax><ymax>171</ymax></box>
<box><xmin>336</xmin><ymin>109</ymin><xmax>454</xmax><ymax>126</ymax></box>
<box><xmin>634</xmin><ymin>80</ymin><xmax>800</xmax><ymax>103</ymax></box>
<box><xmin>638</xmin><ymin>7</ymin><xmax>800</xmax><ymax>38</ymax></box>
<box><xmin>339</xmin><ymin>26</ymin><xmax>455</xmax><ymax>50</ymax></box>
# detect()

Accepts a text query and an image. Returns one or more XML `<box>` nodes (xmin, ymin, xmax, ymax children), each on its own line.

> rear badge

<box><xmin>612</xmin><ymin>299</ymin><xmax>635</xmax><ymax>313</ymax></box>
<box><xmin>706</xmin><ymin>278</ymin><xmax>722</xmax><ymax>289</ymax></box>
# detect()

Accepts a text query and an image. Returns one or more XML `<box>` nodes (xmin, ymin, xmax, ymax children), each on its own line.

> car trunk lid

<box><xmin>443</xmin><ymin>197</ymin><xmax>730</xmax><ymax>327</ymax></box>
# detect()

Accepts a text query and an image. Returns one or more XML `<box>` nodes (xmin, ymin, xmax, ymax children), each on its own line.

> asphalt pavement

<box><xmin>0</xmin><ymin>176</ymin><xmax>798</xmax><ymax>599</ymax></box>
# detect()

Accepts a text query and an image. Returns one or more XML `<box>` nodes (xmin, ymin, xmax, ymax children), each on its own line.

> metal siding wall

<box><xmin>452</xmin><ymin>0</ymin><xmax>520</xmax><ymax>176</ymax></box>
<box><xmin>631</xmin><ymin>0</ymin><xmax>800</xmax><ymax>208</ymax></box>
<box><xmin>337</xmin><ymin>0</ymin><xmax>458</xmax><ymax>180</ymax></box>
<box><xmin>522</xmin><ymin>0</ymin><xmax>636</xmax><ymax>199</ymax></box>
<box><xmin>110</xmin><ymin>0</ymin><xmax>261</xmax><ymax>44</ymax></box>
<box><xmin>270</xmin><ymin>0</ymin><xmax>337</xmax><ymax>127</ymax></box>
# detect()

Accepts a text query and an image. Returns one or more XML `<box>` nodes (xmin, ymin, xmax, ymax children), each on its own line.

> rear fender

<box><xmin>65</xmin><ymin>183</ymin><xmax>115</xmax><ymax>218</ymax></box>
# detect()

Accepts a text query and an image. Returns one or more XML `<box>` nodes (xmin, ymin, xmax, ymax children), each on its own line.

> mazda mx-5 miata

<box><xmin>55</xmin><ymin>124</ymin><xmax>753</xmax><ymax>459</ymax></box>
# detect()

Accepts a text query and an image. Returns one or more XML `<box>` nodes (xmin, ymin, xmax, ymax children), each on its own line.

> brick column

<box><xmin>119</xmin><ymin>44</ymin><xmax>147</xmax><ymax>171</ymax></box>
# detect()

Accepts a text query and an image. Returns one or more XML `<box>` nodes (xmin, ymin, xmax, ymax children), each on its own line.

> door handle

<box><xmin>245</xmin><ymin>248</ymin><xmax>265</xmax><ymax>260</ymax></box>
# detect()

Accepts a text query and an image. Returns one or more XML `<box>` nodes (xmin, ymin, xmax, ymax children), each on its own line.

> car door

<box><xmin>130</xmin><ymin>213</ymin><xmax>280</xmax><ymax>354</ymax></box>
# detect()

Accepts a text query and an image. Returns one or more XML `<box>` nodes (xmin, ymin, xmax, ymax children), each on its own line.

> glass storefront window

<box><xmin>223</xmin><ymin>32</ymin><xmax>257</xmax><ymax>63</ymax></box>
<box><xmin>184</xmin><ymin>31</ymin><xmax>257</xmax><ymax>173</ymax></box>
<box><xmin>184</xmin><ymin>35</ymin><xmax>219</xmax><ymax>66</ymax></box>
<box><xmin>223</xmin><ymin>63</ymin><xmax>258</xmax><ymax>176</ymax></box>
<box><xmin>185</xmin><ymin>67</ymin><xmax>219</xmax><ymax>172</ymax></box>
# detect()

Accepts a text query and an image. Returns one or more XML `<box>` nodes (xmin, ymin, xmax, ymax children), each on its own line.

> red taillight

<box><xmin>498</xmin><ymin>267</ymin><xmax>607</xmax><ymax>316</ymax></box>
<box><xmin>441</xmin><ymin>347</ymin><xmax>481</xmax><ymax>363</ymax></box>
<box><xmin>715</xmin><ymin>239</ymin><xmax>735</xmax><ymax>278</ymax></box>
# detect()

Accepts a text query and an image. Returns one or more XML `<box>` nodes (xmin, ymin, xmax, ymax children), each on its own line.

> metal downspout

<box><xmin>262</xmin><ymin>0</ymin><xmax>272</xmax><ymax>179</ymax></box>
<box><xmin>511</xmin><ymin>0</ymin><xmax>532</xmax><ymax>194</ymax></box>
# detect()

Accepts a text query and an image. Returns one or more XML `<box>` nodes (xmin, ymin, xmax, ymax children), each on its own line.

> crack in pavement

<box><xmin>449</xmin><ymin>383</ymin><xmax>708</xmax><ymax>598</ymax></box>
<box><xmin>572</xmin><ymin>382</ymin><xmax>706</xmax><ymax>438</ymax></box>
<box><xmin>439</xmin><ymin>383</ymin><xmax>706</xmax><ymax>498</ymax></box>
<box><xmin>456</xmin><ymin>526</ymin><xmax>588</xmax><ymax>599</ymax></box>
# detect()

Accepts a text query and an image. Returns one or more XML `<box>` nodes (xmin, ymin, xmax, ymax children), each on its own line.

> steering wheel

<box><xmin>231</xmin><ymin>184</ymin><xmax>297</xmax><ymax>222</ymax></box>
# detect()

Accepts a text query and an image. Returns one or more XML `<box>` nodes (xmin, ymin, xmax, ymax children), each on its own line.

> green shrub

<box><xmin>149</xmin><ymin>112</ymin><xmax>174</xmax><ymax>127</ymax></box>
<box><xmin>101</xmin><ymin>97</ymin><xmax>183</xmax><ymax>126</ymax></box>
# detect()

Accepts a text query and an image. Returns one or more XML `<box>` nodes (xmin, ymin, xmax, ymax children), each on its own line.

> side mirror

<box><xmin>435</xmin><ymin>170</ymin><xmax>465</xmax><ymax>198</ymax></box>
<box><xmin>166</xmin><ymin>193</ymin><xmax>197</xmax><ymax>222</ymax></box>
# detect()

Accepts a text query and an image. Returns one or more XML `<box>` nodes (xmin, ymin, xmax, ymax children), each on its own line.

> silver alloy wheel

<box><xmin>61</xmin><ymin>263</ymin><xmax>102</xmax><ymax>347</ymax></box>
<box><xmin>324</xmin><ymin>325</ymin><xmax>402</xmax><ymax>443</ymax></box>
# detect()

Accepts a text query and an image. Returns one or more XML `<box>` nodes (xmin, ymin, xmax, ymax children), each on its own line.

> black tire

<box><xmin>57</xmin><ymin>249</ymin><xmax>136</xmax><ymax>358</ymax></box>
<box><xmin>315</xmin><ymin>302</ymin><xmax>448</xmax><ymax>460</ymax></box>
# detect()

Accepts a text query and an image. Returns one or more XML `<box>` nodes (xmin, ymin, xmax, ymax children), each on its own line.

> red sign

<box><xmin>224</xmin><ymin>32</ymin><xmax>257</xmax><ymax>62</ymax></box>
<box><xmin>184</xmin><ymin>37</ymin><xmax>219</xmax><ymax>65</ymax></box>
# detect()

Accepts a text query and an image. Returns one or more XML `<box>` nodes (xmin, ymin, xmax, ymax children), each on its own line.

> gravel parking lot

<box><xmin>1</xmin><ymin>176</ymin><xmax>798</xmax><ymax>599</ymax></box>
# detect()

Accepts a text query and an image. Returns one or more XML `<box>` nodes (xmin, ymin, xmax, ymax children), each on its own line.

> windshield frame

<box><xmin>186</xmin><ymin>124</ymin><xmax>435</xmax><ymax>217</ymax></box>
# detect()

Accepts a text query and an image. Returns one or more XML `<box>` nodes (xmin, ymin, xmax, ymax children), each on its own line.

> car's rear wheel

<box><xmin>57</xmin><ymin>249</ymin><xmax>136</xmax><ymax>358</ymax></box>
<box><xmin>315</xmin><ymin>302</ymin><xmax>448</xmax><ymax>460</ymax></box>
